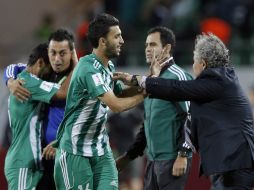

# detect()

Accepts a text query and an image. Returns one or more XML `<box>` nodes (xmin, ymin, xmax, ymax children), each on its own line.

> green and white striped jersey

<box><xmin>5</xmin><ymin>70</ymin><xmax>59</xmax><ymax>169</ymax></box>
<box><xmin>57</xmin><ymin>53</ymin><xmax>122</xmax><ymax>157</ymax></box>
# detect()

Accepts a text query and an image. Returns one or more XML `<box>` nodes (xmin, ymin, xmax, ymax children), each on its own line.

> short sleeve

<box><xmin>23</xmin><ymin>75</ymin><xmax>59</xmax><ymax>103</ymax></box>
<box><xmin>84</xmin><ymin>71</ymin><xmax>111</xmax><ymax>98</ymax></box>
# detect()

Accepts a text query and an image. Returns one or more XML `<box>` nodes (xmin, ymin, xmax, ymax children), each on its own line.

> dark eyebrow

<box><xmin>146</xmin><ymin>42</ymin><xmax>157</xmax><ymax>46</ymax></box>
<box><xmin>49</xmin><ymin>49</ymin><xmax>68</xmax><ymax>53</ymax></box>
<box><xmin>59</xmin><ymin>49</ymin><xmax>67</xmax><ymax>53</ymax></box>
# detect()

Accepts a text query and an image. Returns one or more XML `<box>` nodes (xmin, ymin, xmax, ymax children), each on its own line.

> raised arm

<box><xmin>3</xmin><ymin>63</ymin><xmax>26</xmax><ymax>84</ymax></box>
<box><xmin>4</xmin><ymin>63</ymin><xmax>30</xmax><ymax>102</ymax></box>
<box><xmin>52</xmin><ymin>71</ymin><xmax>73</xmax><ymax>100</ymax></box>
<box><xmin>145</xmin><ymin>77</ymin><xmax>223</xmax><ymax>102</ymax></box>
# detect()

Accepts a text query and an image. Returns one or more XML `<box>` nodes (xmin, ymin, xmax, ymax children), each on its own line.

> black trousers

<box><xmin>210</xmin><ymin>169</ymin><xmax>254</xmax><ymax>190</ymax></box>
<box><xmin>144</xmin><ymin>158</ymin><xmax>191</xmax><ymax>190</ymax></box>
<box><xmin>37</xmin><ymin>159</ymin><xmax>56</xmax><ymax>190</ymax></box>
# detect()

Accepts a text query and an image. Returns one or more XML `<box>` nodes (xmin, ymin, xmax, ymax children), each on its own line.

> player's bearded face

<box><xmin>104</xmin><ymin>26</ymin><xmax>124</xmax><ymax>59</ymax></box>
<box><xmin>105</xmin><ymin>40</ymin><xmax>119</xmax><ymax>58</ymax></box>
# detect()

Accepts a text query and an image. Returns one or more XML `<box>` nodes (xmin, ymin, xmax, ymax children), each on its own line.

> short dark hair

<box><xmin>147</xmin><ymin>26</ymin><xmax>176</xmax><ymax>54</ymax></box>
<box><xmin>88</xmin><ymin>13</ymin><xmax>119</xmax><ymax>48</ymax></box>
<box><xmin>27</xmin><ymin>43</ymin><xmax>50</xmax><ymax>66</ymax></box>
<box><xmin>48</xmin><ymin>29</ymin><xmax>74</xmax><ymax>50</ymax></box>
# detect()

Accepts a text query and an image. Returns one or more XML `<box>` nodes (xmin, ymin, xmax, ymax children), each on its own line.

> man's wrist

<box><xmin>130</xmin><ymin>75</ymin><xmax>139</xmax><ymax>86</ymax></box>
<box><xmin>7</xmin><ymin>78</ymin><xmax>14</xmax><ymax>87</ymax></box>
<box><xmin>136</xmin><ymin>76</ymin><xmax>147</xmax><ymax>89</ymax></box>
<box><xmin>177</xmin><ymin>151</ymin><xmax>189</xmax><ymax>158</ymax></box>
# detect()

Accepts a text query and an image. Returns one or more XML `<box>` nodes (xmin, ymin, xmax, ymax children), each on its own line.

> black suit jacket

<box><xmin>146</xmin><ymin>66</ymin><xmax>254</xmax><ymax>176</ymax></box>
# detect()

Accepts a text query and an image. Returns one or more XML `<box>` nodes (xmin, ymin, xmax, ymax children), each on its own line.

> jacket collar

<box><xmin>160</xmin><ymin>57</ymin><xmax>174</xmax><ymax>74</ymax></box>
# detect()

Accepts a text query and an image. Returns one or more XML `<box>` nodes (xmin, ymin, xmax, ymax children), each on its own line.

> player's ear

<box><xmin>37</xmin><ymin>58</ymin><xmax>45</xmax><ymax>68</ymax></box>
<box><xmin>164</xmin><ymin>44</ymin><xmax>171</xmax><ymax>55</ymax></box>
<box><xmin>201</xmin><ymin>59</ymin><xmax>207</xmax><ymax>69</ymax></box>
<box><xmin>99</xmin><ymin>37</ymin><xmax>106</xmax><ymax>47</ymax></box>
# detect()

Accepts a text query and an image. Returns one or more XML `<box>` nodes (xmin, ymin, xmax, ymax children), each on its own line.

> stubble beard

<box><xmin>105</xmin><ymin>42</ymin><xmax>119</xmax><ymax>59</ymax></box>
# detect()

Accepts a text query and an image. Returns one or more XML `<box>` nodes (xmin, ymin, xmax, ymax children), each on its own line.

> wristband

<box><xmin>178</xmin><ymin>151</ymin><xmax>189</xmax><ymax>157</ymax></box>
<box><xmin>131</xmin><ymin>75</ymin><xmax>139</xmax><ymax>86</ymax></box>
<box><xmin>138</xmin><ymin>76</ymin><xmax>147</xmax><ymax>89</ymax></box>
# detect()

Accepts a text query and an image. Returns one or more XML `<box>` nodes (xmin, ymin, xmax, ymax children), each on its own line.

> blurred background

<box><xmin>0</xmin><ymin>0</ymin><xmax>254</xmax><ymax>189</ymax></box>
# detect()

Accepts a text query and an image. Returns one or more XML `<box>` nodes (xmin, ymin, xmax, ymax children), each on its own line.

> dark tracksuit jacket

<box><xmin>126</xmin><ymin>59</ymin><xmax>193</xmax><ymax>161</ymax></box>
<box><xmin>144</xmin><ymin>60</ymin><xmax>193</xmax><ymax>161</ymax></box>
<box><xmin>145</xmin><ymin>66</ymin><xmax>254</xmax><ymax>176</ymax></box>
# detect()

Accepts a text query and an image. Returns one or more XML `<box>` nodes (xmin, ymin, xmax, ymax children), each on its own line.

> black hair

<box><xmin>27</xmin><ymin>43</ymin><xmax>50</xmax><ymax>66</ymax></box>
<box><xmin>87</xmin><ymin>13</ymin><xmax>119</xmax><ymax>48</ymax></box>
<box><xmin>147</xmin><ymin>26</ymin><xmax>176</xmax><ymax>54</ymax></box>
<box><xmin>48</xmin><ymin>29</ymin><xmax>74</xmax><ymax>50</ymax></box>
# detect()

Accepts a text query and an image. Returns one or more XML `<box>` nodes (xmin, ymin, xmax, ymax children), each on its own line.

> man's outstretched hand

<box><xmin>8</xmin><ymin>78</ymin><xmax>31</xmax><ymax>102</ymax></box>
<box><xmin>113</xmin><ymin>72</ymin><xmax>133</xmax><ymax>86</ymax></box>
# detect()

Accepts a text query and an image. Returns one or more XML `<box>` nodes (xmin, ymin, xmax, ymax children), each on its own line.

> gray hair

<box><xmin>194</xmin><ymin>33</ymin><xmax>230</xmax><ymax>68</ymax></box>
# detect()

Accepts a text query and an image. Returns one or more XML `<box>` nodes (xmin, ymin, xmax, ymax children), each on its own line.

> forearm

<box><xmin>110</xmin><ymin>93</ymin><xmax>144</xmax><ymax>113</ymax></box>
<box><xmin>118</xmin><ymin>86</ymin><xmax>140</xmax><ymax>97</ymax></box>
<box><xmin>52</xmin><ymin>72</ymin><xmax>72</xmax><ymax>100</ymax></box>
<box><xmin>145</xmin><ymin>77</ymin><xmax>194</xmax><ymax>102</ymax></box>
<box><xmin>7</xmin><ymin>78</ymin><xmax>15</xmax><ymax>88</ymax></box>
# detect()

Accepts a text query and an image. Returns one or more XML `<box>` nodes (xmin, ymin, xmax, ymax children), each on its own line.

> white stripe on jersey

<box><xmin>29</xmin><ymin>115</ymin><xmax>42</xmax><ymax>168</ymax></box>
<box><xmin>93</xmin><ymin>60</ymin><xmax>101</xmax><ymax>69</ymax></box>
<box><xmin>71</xmin><ymin>99</ymin><xmax>108</xmax><ymax>156</ymax></box>
<box><xmin>71</xmin><ymin>99</ymin><xmax>97</xmax><ymax>154</ymax></box>
<box><xmin>95</xmin><ymin>125</ymin><xmax>108</xmax><ymax>154</ymax></box>
<box><xmin>6</xmin><ymin>63</ymin><xmax>26</xmax><ymax>78</ymax></box>
<box><xmin>18</xmin><ymin>168</ymin><xmax>28</xmax><ymax>190</ymax></box>
<box><xmin>59</xmin><ymin>150</ymin><xmax>72</xmax><ymax>189</ymax></box>
<box><xmin>82</xmin><ymin>103</ymin><xmax>108</xmax><ymax>156</ymax></box>
<box><xmin>7</xmin><ymin>64</ymin><xmax>14</xmax><ymax>78</ymax></box>
<box><xmin>7</xmin><ymin>97</ymin><xmax>11</xmax><ymax>127</ymax></box>
<box><xmin>168</xmin><ymin>65</ymin><xmax>190</xmax><ymax>111</ymax></box>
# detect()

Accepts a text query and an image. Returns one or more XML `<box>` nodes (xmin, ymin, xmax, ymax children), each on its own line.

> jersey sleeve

<box><xmin>3</xmin><ymin>63</ymin><xmax>26</xmax><ymax>85</ymax></box>
<box><xmin>84</xmin><ymin>69</ymin><xmax>111</xmax><ymax>99</ymax></box>
<box><xmin>22</xmin><ymin>75</ymin><xmax>59</xmax><ymax>103</ymax></box>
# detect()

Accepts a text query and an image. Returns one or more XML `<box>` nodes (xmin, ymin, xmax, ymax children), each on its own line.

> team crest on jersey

<box><xmin>92</xmin><ymin>73</ymin><xmax>104</xmax><ymax>86</ymax></box>
<box><xmin>40</xmin><ymin>81</ymin><xmax>54</xmax><ymax>92</ymax></box>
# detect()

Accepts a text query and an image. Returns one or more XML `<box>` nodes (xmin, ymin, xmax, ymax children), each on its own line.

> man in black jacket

<box><xmin>116</xmin><ymin>33</ymin><xmax>254</xmax><ymax>189</ymax></box>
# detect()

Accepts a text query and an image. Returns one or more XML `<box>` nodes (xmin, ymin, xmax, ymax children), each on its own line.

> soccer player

<box><xmin>4</xmin><ymin>29</ymin><xmax>77</xmax><ymax>190</ymax></box>
<box><xmin>52</xmin><ymin>13</ymin><xmax>144</xmax><ymax>190</ymax></box>
<box><xmin>4</xmin><ymin>43</ymin><xmax>70</xmax><ymax>190</ymax></box>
